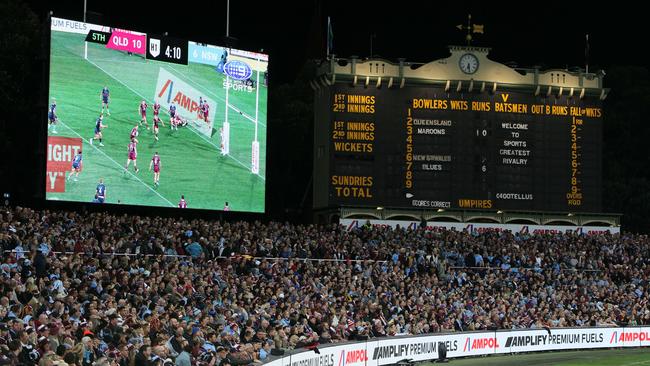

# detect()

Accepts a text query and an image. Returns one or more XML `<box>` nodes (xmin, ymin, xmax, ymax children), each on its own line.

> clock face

<box><xmin>459</xmin><ymin>53</ymin><xmax>479</xmax><ymax>74</ymax></box>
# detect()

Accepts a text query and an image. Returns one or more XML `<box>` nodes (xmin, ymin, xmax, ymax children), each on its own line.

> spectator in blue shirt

<box><xmin>184</xmin><ymin>238</ymin><xmax>203</xmax><ymax>258</ymax></box>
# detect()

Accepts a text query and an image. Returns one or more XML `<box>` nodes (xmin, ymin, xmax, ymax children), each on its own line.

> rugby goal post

<box><xmin>221</xmin><ymin>121</ymin><xmax>230</xmax><ymax>155</ymax></box>
<box><xmin>251</xmin><ymin>57</ymin><xmax>261</xmax><ymax>175</ymax></box>
<box><xmin>222</xmin><ymin>61</ymin><xmax>231</xmax><ymax>156</ymax></box>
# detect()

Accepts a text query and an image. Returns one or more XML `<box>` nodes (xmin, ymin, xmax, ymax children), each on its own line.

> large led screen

<box><xmin>46</xmin><ymin>17</ymin><xmax>267</xmax><ymax>212</ymax></box>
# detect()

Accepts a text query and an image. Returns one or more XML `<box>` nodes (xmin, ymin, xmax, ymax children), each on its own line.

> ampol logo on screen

<box><xmin>46</xmin><ymin>136</ymin><xmax>82</xmax><ymax>193</ymax></box>
<box><xmin>154</xmin><ymin>67</ymin><xmax>216</xmax><ymax>137</ymax></box>
<box><xmin>224</xmin><ymin>60</ymin><xmax>253</xmax><ymax>81</ymax></box>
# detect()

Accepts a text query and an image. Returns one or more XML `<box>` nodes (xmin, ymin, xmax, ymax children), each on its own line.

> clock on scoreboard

<box><xmin>146</xmin><ymin>34</ymin><xmax>188</xmax><ymax>65</ymax></box>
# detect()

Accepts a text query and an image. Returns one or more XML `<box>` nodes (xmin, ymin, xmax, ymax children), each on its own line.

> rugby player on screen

<box><xmin>48</xmin><ymin>98</ymin><xmax>58</xmax><ymax>134</ymax></box>
<box><xmin>171</xmin><ymin>114</ymin><xmax>187</xmax><ymax>129</ymax></box>
<box><xmin>130</xmin><ymin>124</ymin><xmax>139</xmax><ymax>144</ymax></box>
<box><xmin>152</xmin><ymin>115</ymin><xmax>165</xmax><ymax>141</ymax></box>
<box><xmin>90</xmin><ymin>113</ymin><xmax>107</xmax><ymax>146</ymax></box>
<box><xmin>149</xmin><ymin>152</ymin><xmax>161</xmax><ymax>186</ymax></box>
<box><xmin>198</xmin><ymin>97</ymin><xmax>204</xmax><ymax>120</ymax></box>
<box><xmin>169</xmin><ymin>102</ymin><xmax>178</xmax><ymax>131</ymax></box>
<box><xmin>201</xmin><ymin>101</ymin><xmax>210</xmax><ymax>124</ymax></box>
<box><xmin>139</xmin><ymin>100</ymin><xmax>149</xmax><ymax>130</ymax></box>
<box><xmin>100</xmin><ymin>86</ymin><xmax>110</xmax><ymax>115</ymax></box>
<box><xmin>216</xmin><ymin>49</ymin><xmax>228</xmax><ymax>73</ymax></box>
<box><xmin>124</xmin><ymin>138</ymin><xmax>139</xmax><ymax>173</ymax></box>
<box><xmin>68</xmin><ymin>150</ymin><xmax>82</xmax><ymax>182</ymax></box>
<box><xmin>153</xmin><ymin>101</ymin><xmax>161</xmax><ymax>119</ymax></box>
<box><xmin>178</xmin><ymin>195</ymin><xmax>187</xmax><ymax>208</ymax></box>
<box><xmin>95</xmin><ymin>178</ymin><xmax>107</xmax><ymax>203</ymax></box>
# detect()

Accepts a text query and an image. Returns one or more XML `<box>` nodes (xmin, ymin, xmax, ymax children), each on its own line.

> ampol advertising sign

<box><xmin>154</xmin><ymin>67</ymin><xmax>216</xmax><ymax>137</ymax></box>
<box><xmin>340</xmin><ymin>219</ymin><xmax>620</xmax><ymax>235</ymax></box>
<box><xmin>263</xmin><ymin>327</ymin><xmax>650</xmax><ymax>366</ymax></box>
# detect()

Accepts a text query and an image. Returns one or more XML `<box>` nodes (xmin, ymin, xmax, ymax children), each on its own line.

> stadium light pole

<box><xmin>226</xmin><ymin>0</ymin><xmax>230</xmax><ymax>38</ymax></box>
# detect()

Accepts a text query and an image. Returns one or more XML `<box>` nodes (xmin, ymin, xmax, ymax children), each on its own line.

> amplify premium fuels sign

<box><xmin>261</xmin><ymin>327</ymin><xmax>650</xmax><ymax>366</ymax></box>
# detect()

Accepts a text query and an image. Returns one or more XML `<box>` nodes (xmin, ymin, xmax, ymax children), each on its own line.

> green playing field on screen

<box><xmin>46</xmin><ymin>17</ymin><xmax>267</xmax><ymax>212</ymax></box>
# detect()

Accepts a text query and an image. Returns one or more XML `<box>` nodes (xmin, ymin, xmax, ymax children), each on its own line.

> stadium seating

<box><xmin>1</xmin><ymin>206</ymin><xmax>648</xmax><ymax>365</ymax></box>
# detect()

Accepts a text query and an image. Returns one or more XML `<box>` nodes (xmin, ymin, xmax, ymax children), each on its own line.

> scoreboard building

<box><xmin>313</xmin><ymin>46</ymin><xmax>618</xmax><ymax>227</ymax></box>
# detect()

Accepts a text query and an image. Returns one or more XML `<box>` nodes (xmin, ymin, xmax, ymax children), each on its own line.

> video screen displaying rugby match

<box><xmin>46</xmin><ymin>17</ymin><xmax>268</xmax><ymax>212</ymax></box>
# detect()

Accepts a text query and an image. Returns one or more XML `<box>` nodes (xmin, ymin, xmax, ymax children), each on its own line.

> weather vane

<box><xmin>456</xmin><ymin>14</ymin><xmax>484</xmax><ymax>45</ymax></box>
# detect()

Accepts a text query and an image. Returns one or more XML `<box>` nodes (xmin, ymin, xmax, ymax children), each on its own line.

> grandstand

<box><xmin>1</xmin><ymin>206</ymin><xmax>649</xmax><ymax>365</ymax></box>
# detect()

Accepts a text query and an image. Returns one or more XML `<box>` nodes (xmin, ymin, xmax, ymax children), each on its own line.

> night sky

<box><xmin>26</xmin><ymin>1</ymin><xmax>646</xmax><ymax>83</ymax></box>
<box><xmin>5</xmin><ymin>0</ymin><xmax>648</xmax><ymax>228</ymax></box>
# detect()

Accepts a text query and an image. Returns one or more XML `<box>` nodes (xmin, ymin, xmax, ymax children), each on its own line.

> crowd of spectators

<box><xmin>1</xmin><ymin>206</ymin><xmax>649</xmax><ymax>365</ymax></box>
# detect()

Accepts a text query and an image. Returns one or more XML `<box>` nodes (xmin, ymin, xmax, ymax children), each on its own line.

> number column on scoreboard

<box><xmin>406</xmin><ymin>92</ymin><xmax>454</xmax><ymax>210</ymax></box>
<box><xmin>540</xmin><ymin>99</ymin><xmax>602</xmax><ymax>211</ymax></box>
<box><xmin>405</xmin><ymin>109</ymin><xmax>413</xmax><ymax>191</ymax></box>
<box><xmin>472</xmin><ymin>118</ymin><xmax>490</xmax><ymax>194</ymax></box>
<box><xmin>576</xmin><ymin>104</ymin><xmax>603</xmax><ymax>211</ymax></box>
<box><xmin>329</xmin><ymin>91</ymin><xmax>377</xmax><ymax>204</ymax></box>
<box><xmin>567</xmin><ymin>115</ymin><xmax>583</xmax><ymax>207</ymax></box>
<box><xmin>565</xmin><ymin>103</ymin><xmax>602</xmax><ymax>210</ymax></box>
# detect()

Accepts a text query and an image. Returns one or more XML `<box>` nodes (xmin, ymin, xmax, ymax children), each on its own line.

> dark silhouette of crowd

<box><xmin>1</xmin><ymin>206</ymin><xmax>648</xmax><ymax>365</ymax></box>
